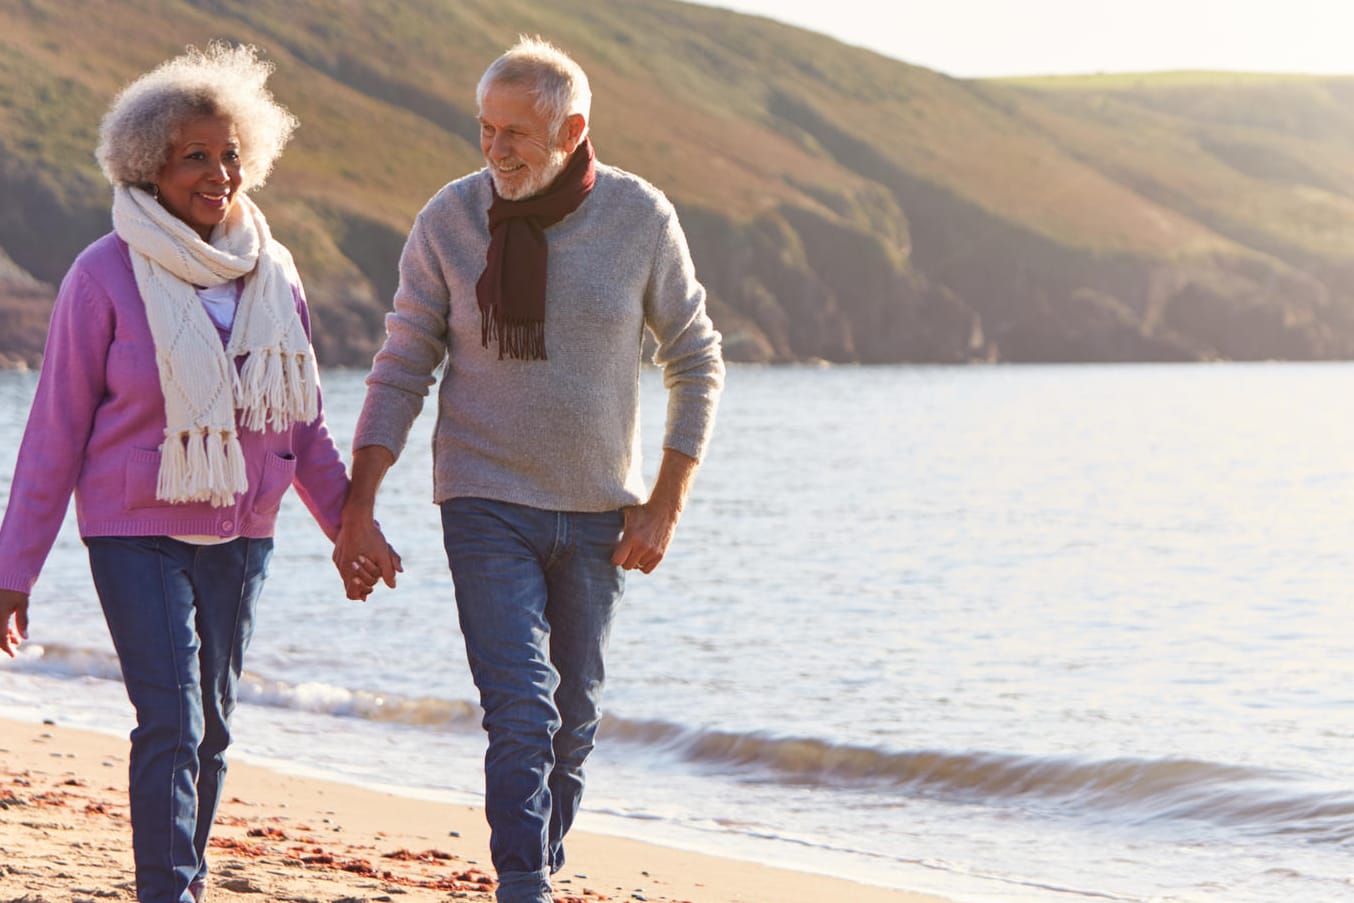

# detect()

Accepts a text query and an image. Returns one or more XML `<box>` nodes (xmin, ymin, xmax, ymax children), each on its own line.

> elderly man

<box><xmin>335</xmin><ymin>35</ymin><xmax>724</xmax><ymax>903</ymax></box>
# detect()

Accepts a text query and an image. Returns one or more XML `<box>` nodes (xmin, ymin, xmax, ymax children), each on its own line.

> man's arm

<box><xmin>614</xmin><ymin>197</ymin><xmax>724</xmax><ymax>575</ymax></box>
<box><xmin>335</xmin><ymin>206</ymin><xmax>455</xmax><ymax>599</ymax></box>
<box><xmin>611</xmin><ymin>448</ymin><xmax>699</xmax><ymax>574</ymax></box>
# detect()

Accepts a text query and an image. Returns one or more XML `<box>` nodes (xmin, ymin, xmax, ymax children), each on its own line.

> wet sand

<box><xmin>0</xmin><ymin>716</ymin><xmax>951</xmax><ymax>903</ymax></box>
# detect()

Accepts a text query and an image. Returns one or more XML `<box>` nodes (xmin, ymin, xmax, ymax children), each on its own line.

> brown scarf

<box><xmin>476</xmin><ymin>138</ymin><xmax>597</xmax><ymax>360</ymax></box>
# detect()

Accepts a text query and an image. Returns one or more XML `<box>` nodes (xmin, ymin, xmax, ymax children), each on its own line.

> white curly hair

<box><xmin>96</xmin><ymin>42</ymin><xmax>298</xmax><ymax>192</ymax></box>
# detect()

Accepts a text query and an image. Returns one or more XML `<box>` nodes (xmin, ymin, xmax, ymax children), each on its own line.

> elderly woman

<box><xmin>0</xmin><ymin>43</ymin><xmax>384</xmax><ymax>902</ymax></box>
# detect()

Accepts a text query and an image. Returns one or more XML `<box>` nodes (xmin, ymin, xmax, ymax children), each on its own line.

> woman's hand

<box><xmin>0</xmin><ymin>590</ymin><xmax>29</xmax><ymax>657</ymax></box>
<box><xmin>333</xmin><ymin>518</ymin><xmax>402</xmax><ymax>602</ymax></box>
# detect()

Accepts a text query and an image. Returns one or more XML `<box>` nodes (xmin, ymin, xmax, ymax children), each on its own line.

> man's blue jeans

<box><xmin>441</xmin><ymin>498</ymin><xmax>626</xmax><ymax>903</ymax></box>
<box><xmin>87</xmin><ymin>535</ymin><xmax>272</xmax><ymax>903</ymax></box>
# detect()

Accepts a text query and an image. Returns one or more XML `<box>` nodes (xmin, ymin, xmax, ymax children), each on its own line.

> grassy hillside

<box><xmin>1</xmin><ymin>0</ymin><xmax>1352</xmax><ymax>367</ymax></box>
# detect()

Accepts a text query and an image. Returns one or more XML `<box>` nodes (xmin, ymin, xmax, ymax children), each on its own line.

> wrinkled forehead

<box><xmin>477</xmin><ymin>79</ymin><xmax>550</xmax><ymax>129</ymax></box>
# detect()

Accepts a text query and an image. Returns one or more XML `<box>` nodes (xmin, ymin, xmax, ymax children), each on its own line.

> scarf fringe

<box><xmin>157</xmin><ymin>428</ymin><xmax>248</xmax><ymax>506</ymax></box>
<box><xmin>483</xmin><ymin>315</ymin><xmax>548</xmax><ymax>361</ymax></box>
<box><xmin>237</xmin><ymin>347</ymin><xmax>320</xmax><ymax>432</ymax></box>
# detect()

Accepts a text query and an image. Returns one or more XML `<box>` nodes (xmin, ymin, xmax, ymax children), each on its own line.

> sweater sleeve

<box><xmin>288</xmin><ymin>289</ymin><xmax>350</xmax><ymax>542</ymax></box>
<box><xmin>352</xmin><ymin>211</ymin><xmax>450</xmax><ymax>461</ymax></box>
<box><xmin>0</xmin><ymin>264</ymin><xmax>114</xmax><ymax>593</ymax></box>
<box><xmin>644</xmin><ymin>202</ymin><xmax>725</xmax><ymax>462</ymax></box>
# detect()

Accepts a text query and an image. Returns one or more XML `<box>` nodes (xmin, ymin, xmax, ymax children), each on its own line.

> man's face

<box><xmin>479</xmin><ymin>81</ymin><xmax>570</xmax><ymax>200</ymax></box>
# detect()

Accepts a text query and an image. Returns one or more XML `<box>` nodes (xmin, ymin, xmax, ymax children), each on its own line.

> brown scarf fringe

<box><xmin>482</xmin><ymin>315</ymin><xmax>548</xmax><ymax>361</ymax></box>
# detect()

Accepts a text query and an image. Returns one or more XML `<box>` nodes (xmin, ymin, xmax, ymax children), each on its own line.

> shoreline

<box><xmin>0</xmin><ymin>715</ymin><xmax>954</xmax><ymax>903</ymax></box>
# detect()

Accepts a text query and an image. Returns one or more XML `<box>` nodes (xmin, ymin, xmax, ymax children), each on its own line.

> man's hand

<box><xmin>611</xmin><ymin>449</ymin><xmax>699</xmax><ymax>575</ymax></box>
<box><xmin>612</xmin><ymin>501</ymin><xmax>679</xmax><ymax>574</ymax></box>
<box><xmin>0</xmin><ymin>589</ymin><xmax>29</xmax><ymax>658</ymax></box>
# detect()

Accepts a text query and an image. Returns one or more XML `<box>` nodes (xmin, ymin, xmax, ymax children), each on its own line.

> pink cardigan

<box><xmin>0</xmin><ymin>233</ymin><xmax>349</xmax><ymax>594</ymax></box>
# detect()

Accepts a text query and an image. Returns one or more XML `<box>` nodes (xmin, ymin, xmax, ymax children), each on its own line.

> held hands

<box><xmin>0</xmin><ymin>589</ymin><xmax>29</xmax><ymax>658</ymax></box>
<box><xmin>332</xmin><ymin>518</ymin><xmax>403</xmax><ymax>602</ymax></box>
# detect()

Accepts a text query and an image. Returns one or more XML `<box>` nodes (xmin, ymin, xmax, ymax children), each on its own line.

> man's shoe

<box><xmin>189</xmin><ymin>880</ymin><xmax>207</xmax><ymax>903</ymax></box>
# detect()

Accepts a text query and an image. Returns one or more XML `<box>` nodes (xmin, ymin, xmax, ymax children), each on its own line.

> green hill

<box><xmin>2</xmin><ymin>0</ymin><xmax>1352</xmax><ymax>367</ymax></box>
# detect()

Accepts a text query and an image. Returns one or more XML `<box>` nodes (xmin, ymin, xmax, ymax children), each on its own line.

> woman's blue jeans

<box><xmin>441</xmin><ymin>498</ymin><xmax>626</xmax><ymax>903</ymax></box>
<box><xmin>87</xmin><ymin>535</ymin><xmax>272</xmax><ymax>903</ymax></box>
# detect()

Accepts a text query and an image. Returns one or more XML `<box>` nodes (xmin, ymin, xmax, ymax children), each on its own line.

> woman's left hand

<box><xmin>333</xmin><ymin>518</ymin><xmax>402</xmax><ymax>601</ymax></box>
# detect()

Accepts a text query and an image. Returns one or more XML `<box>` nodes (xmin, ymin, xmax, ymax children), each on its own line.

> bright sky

<box><xmin>687</xmin><ymin>0</ymin><xmax>1354</xmax><ymax>78</ymax></box>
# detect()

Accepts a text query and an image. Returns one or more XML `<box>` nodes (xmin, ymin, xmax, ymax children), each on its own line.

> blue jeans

<box><xmin>87</xmin><ymin>535</ymin><xmax>272</xmax><ymax>903</ymax></box>
<box><xmin>441</xmin><ymin>498</ymin><xmax>626</xmax><ymax>903</ymax></box>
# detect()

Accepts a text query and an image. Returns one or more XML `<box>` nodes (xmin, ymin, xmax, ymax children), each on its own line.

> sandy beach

<box><xmin>0</xmin><ymin>716</ymin><xmax>950</xmax><ymax>903</ymax></box>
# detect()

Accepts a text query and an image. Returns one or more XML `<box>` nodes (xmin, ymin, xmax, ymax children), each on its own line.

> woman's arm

<box><xmin>0</xmin><ymin>263</ymin><xmax>114</xmax><ymax>596</ymax></box>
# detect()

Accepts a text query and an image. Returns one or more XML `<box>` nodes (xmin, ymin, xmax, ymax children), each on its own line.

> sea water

<box><xmin>1</xmin><ymin>363</ymin><xmax>1352</xmax><ymax>903</ymax></box>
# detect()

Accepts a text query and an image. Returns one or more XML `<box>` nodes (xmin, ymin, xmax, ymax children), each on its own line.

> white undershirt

<box><xmin>172</xmin><ymin>281</ymin><xmax>243</xmax><ymax>545</ymax></box>
<box><xmin>195</xmin><ymin>280</ymin><xmax>240</xmax><ymax>330</ymax></box>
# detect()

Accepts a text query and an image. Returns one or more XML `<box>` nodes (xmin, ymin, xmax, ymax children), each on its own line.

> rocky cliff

<box><xmin>1</xmin><ymin>1</ymin><xmax>1351</xmax><ymax>368</ymax></box>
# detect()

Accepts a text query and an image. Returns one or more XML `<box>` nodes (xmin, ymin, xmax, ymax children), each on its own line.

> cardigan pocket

<box><xmin>251</xmin><ymin>452</ymin><xmax>297</xmax><ymax>515</ymax></box>
<box><xmin>123</xmin><ymin>447</ymin><xmax>164</xmax><ymax>510</ymax></box>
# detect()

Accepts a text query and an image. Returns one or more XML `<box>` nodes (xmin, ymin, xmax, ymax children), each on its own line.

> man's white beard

<box><xmin>491</xmin><ymin>146</ymin><xmax>571</xmax><ymax>200</ymax></box>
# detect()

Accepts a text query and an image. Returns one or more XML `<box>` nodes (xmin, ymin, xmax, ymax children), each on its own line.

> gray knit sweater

<box><xmin>353</xmin><ymin>163</ymin><xmax>725</xmax><ymax>512</ymax></box>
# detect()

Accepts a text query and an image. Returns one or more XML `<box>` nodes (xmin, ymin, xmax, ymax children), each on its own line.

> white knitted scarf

<box><xmin>112</xmin><ymin>186</ymin><xmax>319</xmax><ymax>507</ymax></box>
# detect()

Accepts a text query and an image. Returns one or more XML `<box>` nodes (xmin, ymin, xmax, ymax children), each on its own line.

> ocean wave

<box><xmin>8</xmin><ymin>642</ymin><xmax>1352</xmax><ymax>842</ymax></box>
<box><xmin>3</xmin><ymin>642</ymin><xmax>481</xmax><ymax>728</ymax></box>
<box><xmin>606</xmin><ymin>718</ymin><xmax>1354</xmax><ymax>842</ymax></box>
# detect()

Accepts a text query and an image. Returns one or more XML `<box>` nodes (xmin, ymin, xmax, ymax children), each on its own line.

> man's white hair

<box><xmin>96</xmin><ymin>42</ymin><xmax>298</xmax><ymax>192</ymax></box>
<box><xmin>476</xmin><ymin>35</ymin><xmax>591</xmax><ymax>138</ymax></box>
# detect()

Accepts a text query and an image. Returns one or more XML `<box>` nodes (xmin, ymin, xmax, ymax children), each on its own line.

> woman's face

<box><xmin>154</xmin><ymin>114</ymin><xmax>243</xmax><ymax>240</ymax></box>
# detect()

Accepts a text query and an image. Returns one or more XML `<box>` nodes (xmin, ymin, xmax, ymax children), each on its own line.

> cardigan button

<box><xmin>220</xmin><ymin>520</ymin><xmax>235</xmax><ymax>533</ymax></box>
